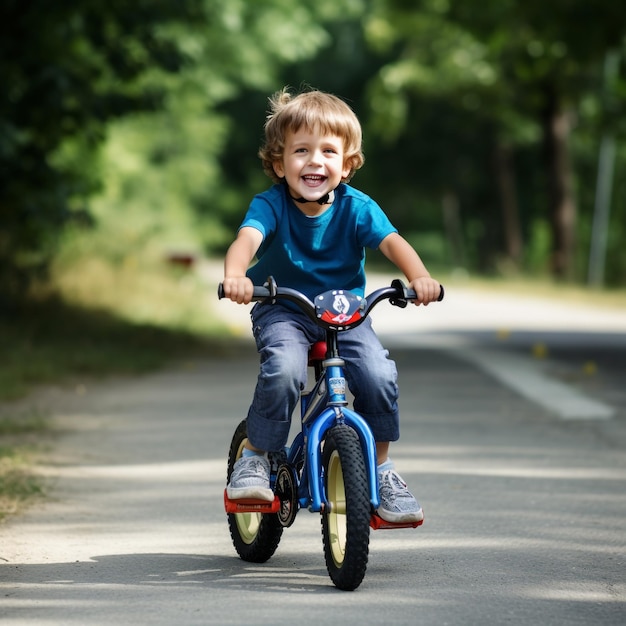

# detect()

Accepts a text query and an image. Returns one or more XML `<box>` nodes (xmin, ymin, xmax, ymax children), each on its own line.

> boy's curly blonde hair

<box><xmin>258</xmin><ymin>87</ymin><xmax>365</xmax><ymax>184</ymax></box>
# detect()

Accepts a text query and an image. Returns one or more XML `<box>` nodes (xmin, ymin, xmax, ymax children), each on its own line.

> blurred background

<box><xmin>1</xmin><ymin>0</ymin><xmax>625</xmax><ymax>398</ymax></box>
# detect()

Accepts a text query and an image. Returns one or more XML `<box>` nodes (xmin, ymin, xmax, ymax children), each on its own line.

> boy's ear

<box><xmin>341</xmin><ymin>158</ymin><xmax>353</xmax><ymax>180</ymax></box>
<box><xmin>273</xmin><ymin>160</ymin><xmax>285</xmax><ymax>178</ymax></box>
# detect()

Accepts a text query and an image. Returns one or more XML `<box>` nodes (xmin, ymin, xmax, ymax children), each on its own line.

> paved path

<box><xmin>1</xmin><ymin>270</ymin><xmax>625</xmax><ymax>625</ymax></box>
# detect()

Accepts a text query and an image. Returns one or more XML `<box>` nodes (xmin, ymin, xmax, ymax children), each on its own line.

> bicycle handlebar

<box><xmin>218</xmin><ymin>277</ymin><xmax>444</xmax><ymax>331</ymax></box>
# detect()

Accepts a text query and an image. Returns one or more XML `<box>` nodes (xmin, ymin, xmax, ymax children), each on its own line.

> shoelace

<box><xmin>379</xmin><ymin>470</ymin><xmax>410</xmax><ymax>501</ymax></box>
<box><xmin>235</xmin><ymin>457</ymin><xmax>268</xmax><ymax>478</ymax></box>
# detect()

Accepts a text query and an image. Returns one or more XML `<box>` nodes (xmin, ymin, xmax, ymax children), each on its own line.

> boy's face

<box><xmin>273</xmin><ymin>127</ymin><xmax>350</xmax><ymax>207</ymax></box>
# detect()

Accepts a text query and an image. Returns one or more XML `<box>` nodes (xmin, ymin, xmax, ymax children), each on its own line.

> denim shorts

<box><xmin>245</xmin><ymin>302</ymin><xmax>400</xmax><ymax>451</ymax></box>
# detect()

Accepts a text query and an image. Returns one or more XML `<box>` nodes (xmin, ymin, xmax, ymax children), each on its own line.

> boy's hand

<box><xmin>222</xmin><ymin>276</ymin><xmax>254</xmax><ymax>304</ymax></box>
<box><xmin>408</xmin><ymin>277</ymin><xmax>441</xmax><ymax>306</ymax></box>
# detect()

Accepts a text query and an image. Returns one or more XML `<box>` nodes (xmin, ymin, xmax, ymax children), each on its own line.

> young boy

<box><xmin>222</xmin><ymin>87</ymin><xmax>441</xmax><ymax>523</ymax></box>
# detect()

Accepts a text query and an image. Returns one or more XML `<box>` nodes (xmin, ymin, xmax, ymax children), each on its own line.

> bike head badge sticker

<box><xmin>316</xmin><ymin>289</ymin><xmax>363</xmax><ymax>326</ymax></box>
<box><xmin>331</xmin><ymin>294</ymin><xmax>351</xmax><ymax>323</ymax></box>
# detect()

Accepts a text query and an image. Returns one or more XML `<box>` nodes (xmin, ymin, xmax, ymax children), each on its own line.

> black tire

<box><xmin>321</xmin><ymin>424</ymin><xmax>371</xmax><ymax>590</ymax></box>
<box><xmin>226</xmin><ymin>420</ymin><xmax>283</xmax><ymax>563</ymax></box>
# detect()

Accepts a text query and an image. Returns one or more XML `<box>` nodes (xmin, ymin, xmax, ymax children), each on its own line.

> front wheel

<box><xmin>226</xmin><ymin>420</ymin><xmax>283</xmax><ymax>562</ymax></box>
<box><xmin>321</xmin><ymin>424</ymin><xmax>371</xmax><ymax>590</ymax></box>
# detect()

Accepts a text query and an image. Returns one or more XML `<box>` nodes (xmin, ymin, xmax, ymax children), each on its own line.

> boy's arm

<box><xmin>378</xmin><ymin>232</ymin><xmax>441</xmax><ymax>306</ymax></box>
<box><xmin>222</xmin><ymin>226</ymin><xmax>263</xmax><ymax>304</ymax></box>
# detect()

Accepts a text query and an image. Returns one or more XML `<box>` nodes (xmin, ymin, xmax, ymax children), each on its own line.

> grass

<box><xmin>0</xmin><ymin>295</ymin><xmax>215</xmax><ymax>401</ymax></box>
<box><xmin>0</xmin><ymin>296</ymin><xmax>216</xmax><ymax>521</ymax></box>
<box><xmin>0</xmin><ymin>252</ymin><xmax>234</xmax><ymax>520</ymax></box>
<box><xmin>0</xmin><ymin>456</ymin><xmax>45</xmax><ymax>521</ymax></box>
<box><xmin>0</xmin><ymin>410</ymin><xmax>49</xmax><ymax>520</ymax></box>
<box><xmin>0</xmin><ymin>253</ymin><xmax>231</xmax><ymax>401</ymax></box>
<box><xmin>0</xmin><ymin>410</ymin><xmax>49</xmax><ymax>436</ymax></box>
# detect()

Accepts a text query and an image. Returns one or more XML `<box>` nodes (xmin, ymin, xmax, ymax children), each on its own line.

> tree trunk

<box><xmin>442</xmin><ymin>190</ymin><xmax>466</xmax><ymax>269</ymax></box>
<box><xmin>542</xmin><ymin>86</ymin><xmax>577</xmax><ymax>280</ymax></box>
<box><xmin>493</xmin><ymin>141</ymin><xmax>522</xmax><ymax>268</ymax></box>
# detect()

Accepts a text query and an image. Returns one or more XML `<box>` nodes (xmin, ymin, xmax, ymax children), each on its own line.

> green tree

<box><xmin>363</xmin><ymin>0</ymin><xmax>626</xmax><ymax>280</ymax></box>
<box><xmin>0</xmin><ymin>0</ymin><xmax>207</xmax><ymax>300</ymax></box>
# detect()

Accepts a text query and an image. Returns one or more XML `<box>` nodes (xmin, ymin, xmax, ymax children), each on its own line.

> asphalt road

<box><xmin>1</xmin><ymin>274</ymin><xmax>625</xmax><ymax>625</ymax></box>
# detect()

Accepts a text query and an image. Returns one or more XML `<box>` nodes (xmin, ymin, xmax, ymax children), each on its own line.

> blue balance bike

<box><xmin>219</xmin><ymin>277</ymin><xmax>444</xmax><ymax>590</ymax></box>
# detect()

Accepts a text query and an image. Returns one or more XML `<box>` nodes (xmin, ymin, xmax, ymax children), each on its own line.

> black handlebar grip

<box><xmin>217</xmin><ymin>283</ymin><xmax>271</xmax><ymax>301</ymax></box>
<box><xmin>253</xmin><ymin>286</ymin><xmax>271</xmax><ymax>299</ymax></box>
<box><xmin>438</xmin><ymin>285</ymin><xmax>445</xmax><ymax>301</ymax></box>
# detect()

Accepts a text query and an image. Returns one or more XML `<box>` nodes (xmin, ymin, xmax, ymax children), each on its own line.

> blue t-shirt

<box><xmin>241</xmin><ymin>183</ymin><xmax>397</xmax><ymax>301</ymax></box>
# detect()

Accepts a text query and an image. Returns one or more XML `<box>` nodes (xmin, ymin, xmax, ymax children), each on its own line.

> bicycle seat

<box><xmin>308</xmin><ymin>341</ymin><xmax>327</xmax><ymax>365</ymax></box>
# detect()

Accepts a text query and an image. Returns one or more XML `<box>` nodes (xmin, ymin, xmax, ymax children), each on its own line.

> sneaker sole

<box><xmin>375</xmin><ymin>508</ymin><xmax>424</xmax><ymax>524</ymax></box>
<box><xmin>226</xmin><ymin>486</ymin><xmax>274</xmax><ymax>502</ymax></box>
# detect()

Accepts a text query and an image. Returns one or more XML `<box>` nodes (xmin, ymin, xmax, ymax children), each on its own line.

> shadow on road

<box><xmin>2</xmin><ymin>552</ymin><xmax>341</xmax><ymax>593</ymax></box>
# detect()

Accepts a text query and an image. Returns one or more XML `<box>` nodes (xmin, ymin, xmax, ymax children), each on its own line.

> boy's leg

<box><xmin>338</xmin><ymin>317</ymin><xmax>400</xmax><ymax>442</ymax></box>
<box><xmin>245</xmin><ymin>305</ymin><xmax>311</xmax><ymax>451</ymax></box>
<box><xmin>227</xmin><ymin>305</ymin><xmax>311</xmax><ymax>500</ymax></box>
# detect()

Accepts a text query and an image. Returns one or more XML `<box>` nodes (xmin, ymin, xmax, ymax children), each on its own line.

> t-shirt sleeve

<box><xmin>239</xmin><ymin>193</ymin><xmax>279</xmax><ymax>241</ymax></box>
<box><xmin>356</xmin><ymin>196</ymin><xmax>398</xmax><ymax>249</ymax></box>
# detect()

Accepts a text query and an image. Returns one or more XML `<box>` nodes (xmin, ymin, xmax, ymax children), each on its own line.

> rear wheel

<box><xmin>321</xmin><ymin>424</ymin><xmax>371</xmax><ymax>590</ymax></box>
<box><xmin>226</xmin><ymin>420</ymin><xmax>283</xmax><ymax>562</ymax></box>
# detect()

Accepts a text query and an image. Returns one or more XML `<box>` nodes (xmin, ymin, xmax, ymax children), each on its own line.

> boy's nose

<box><xmin>309</xmin><ymin>149</ymin><xmax>323</xmax><ymax>165</ymax></box>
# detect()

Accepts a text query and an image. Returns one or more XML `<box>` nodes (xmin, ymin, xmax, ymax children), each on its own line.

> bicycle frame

<box><xmin>287</xmin><ymin>333</ymin><xmax>380</xmax><ymax>514</ymax></box>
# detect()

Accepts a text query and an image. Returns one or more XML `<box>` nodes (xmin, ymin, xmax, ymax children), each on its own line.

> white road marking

<box><xmin>383</xmin><ymin>333</ymin><xmax>616</xmax><ymax>420</ymax></box>
<box><xmin>451</xmin><ymin>347</ymin><xmax>616</xmax><ymax>420</ymax></box>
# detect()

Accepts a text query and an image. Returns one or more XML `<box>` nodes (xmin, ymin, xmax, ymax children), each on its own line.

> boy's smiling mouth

<box><xmin>302</xmin><ymin>174</ymin><xmax>326</xmax><ymax>185</ymax></box>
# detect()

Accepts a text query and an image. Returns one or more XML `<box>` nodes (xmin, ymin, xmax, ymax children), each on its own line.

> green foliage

<box><xmin>0</xmin><ymin>412</ymin><xmax>48</xmax><ymax>437</ymax></box>
<box><xmin>0</xmin><ymin>410</ymin><xmax>49</xmax><ymax>520</ymax></box>
<box><xmin>0</xmin><ymin>292</ymin><xmax>211</xmax><ymax>401</ymax></box>
<box><xmin>360</xmin><ymin>0</ymin><xmax>626</xmax><ymax>281</ymax></box>
<box><xmin>0</xmin><ymin>453</ymin><xmax>44</xmax><ymax>521</ymax></box>
<box><xmin>0</xmin><ymin>0</ymin><xmax>206</xmax><ymax>299</ymax></box>
<box><xmin>1</xmin><ymin>0</ymin><xmax>625</xmax><ymax>297</ymax></box>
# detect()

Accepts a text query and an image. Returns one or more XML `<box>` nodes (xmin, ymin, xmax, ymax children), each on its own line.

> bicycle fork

<box><xmin>300</xmin><ymin>356</ymin><xmax>423</xmax><ymax>529</ymax></box>
<box><xmin>300</xmin><ymin>357</ymin><xmax>380</xmax><ymax>514</ymax></box>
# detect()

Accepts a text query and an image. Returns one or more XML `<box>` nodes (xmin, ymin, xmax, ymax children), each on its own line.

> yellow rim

<box><xmin>327</xmin><ymin>450</ymin><xmax>347</xmax><ymax>566</ymax></box>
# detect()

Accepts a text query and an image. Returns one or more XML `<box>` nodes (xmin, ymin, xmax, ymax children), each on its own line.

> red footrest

<box><xmin>370</xmin><ymin>513</ymin><xmax>424</xmax><ymax>530</ymax></box>
<box><xmin>224</xmin><ymin>489</ymin><xmax>280</xmax><ymax>514</ymax></box>
<box><xmin>224</xmin><ymin>490</ymin><xmax>423</xmax><ymax>526</ymax></box>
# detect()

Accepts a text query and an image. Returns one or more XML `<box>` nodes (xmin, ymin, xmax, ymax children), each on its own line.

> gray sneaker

<box><xmin>227</xmin><ymin>455</ymin><xmax>274</xmax><ymax>501</ymax></box>
<box><xmin>377</xmin><ymin>469</ymin><xmax>424</xmax><ymax>523</ymax></box>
